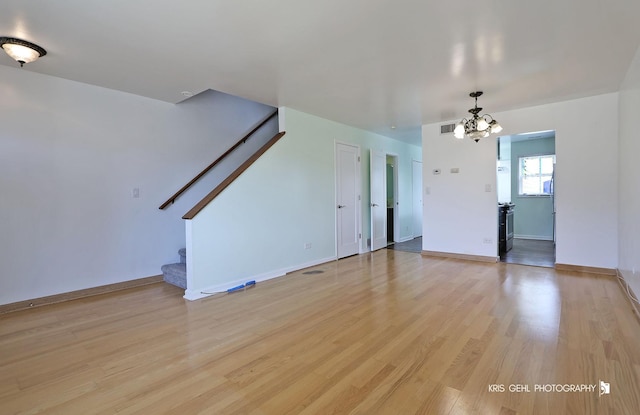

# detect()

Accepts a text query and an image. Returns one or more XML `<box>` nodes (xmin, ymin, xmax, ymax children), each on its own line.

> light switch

<box><xmin>132</xmin><ymin>187</ymin><xmax>140</xmax><ymax>198</ymax></box>
<box><xmin>451</xmin><ymin>167</ymin><xmax>460</xmax><ymax>173</ymax></box>
<box><xmin>484</xmin><ymin>184</ymin><xmax>492</xmax><ymax>192</ymax></box>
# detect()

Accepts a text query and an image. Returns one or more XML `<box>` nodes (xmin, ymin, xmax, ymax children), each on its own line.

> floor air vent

<box><xmin>302</xmin><ymin>270</ymin><xmax>324</xmax><ymax>275</ymax></box>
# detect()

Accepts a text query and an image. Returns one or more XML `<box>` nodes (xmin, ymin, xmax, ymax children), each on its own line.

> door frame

<box><xmin>335</xmin><ymin>141</ymin><xmax>362</xmax><ymax>258</ymax></box>
<box><xmin>370</xmin><ymin>150</ymin><xmax>401</xmax><ymax>250</ymax></box>
<box><xmin>387</xmin><ymin>153</ymin><xmax>400</xmax><ymax>244</ymax></box>
<box><xmin>412</xmin><ymin>159</ymin><xmax>423</xmax><ymax>238</ymax></box>
<box><xmin>496</xmin><ymin>132</ymin><xmax>557</xmax><ymax>264</ymax></box>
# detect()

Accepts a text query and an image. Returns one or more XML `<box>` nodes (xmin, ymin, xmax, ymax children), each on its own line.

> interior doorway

<box><xmin>497</xmin><ymin>131</ymin><xmax>556</xmax><ymax>267</ymax></box>
<box><xmin>370</xmin><ymin>150</ymin><xmax>399</xmax><ymax>251</ymax></box>
<box><xmin>386</xmin><ymin>158</ymin><xmax>423</xmax><ymax>254</ymax></box>
<box><xmin>386</xmin><ymin>155</ymin><xmax>398</xmax><ymax>244</ymax></box>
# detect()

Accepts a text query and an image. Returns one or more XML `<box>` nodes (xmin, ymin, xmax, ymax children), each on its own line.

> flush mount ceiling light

<box><xmin>453</xmin><ymin>91</ymin><xmax>503</xmax><ymax>142</ymax></box>
<box><xmin>0</xmin><ymin>37</ymin><xmax>47</xmax><ymax>67</ymax></box>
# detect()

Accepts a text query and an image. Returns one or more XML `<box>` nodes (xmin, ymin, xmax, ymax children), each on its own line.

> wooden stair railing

<box><xmin>159</xmin><ymin>109</ymin><xmax>278</xmax><ymax>210</ymax></box>
<box><xmin>183</xmin><ymin>131</ymin><xmax>286</xmax><ymax>220</ymax></box>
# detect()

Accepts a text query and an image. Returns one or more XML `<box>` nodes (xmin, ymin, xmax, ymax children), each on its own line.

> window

<box><xmin>518</xmin><ymin>154</ymin><xmax>555</xmax><ymax>196</ymax></box>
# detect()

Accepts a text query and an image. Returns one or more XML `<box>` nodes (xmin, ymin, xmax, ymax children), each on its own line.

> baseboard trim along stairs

<box><xmin>182</xmin><ymin>256</ymin><xmax>337</xmax><ymax>301</ymax></box>
<box><xmin>160</xmin><ymin>247</ymin><xmax>337</xmax><ymax>301</ymax></box>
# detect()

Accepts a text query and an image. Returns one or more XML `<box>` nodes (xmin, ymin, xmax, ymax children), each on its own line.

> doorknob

<box><xmin>337</xmin><ymin>205</ymin><xmax>346</xmax><ymax>209</ymax></box>
<box><xmin>371</xmin><ymin>203</ymin><xmax>379</xmax><ymax>207</ymax></box>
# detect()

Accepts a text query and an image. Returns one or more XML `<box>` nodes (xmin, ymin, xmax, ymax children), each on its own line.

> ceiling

<box><xmin>2</xmin><ymin>0</ymin><xmax>640</xmax><ymax>146</ymax></box>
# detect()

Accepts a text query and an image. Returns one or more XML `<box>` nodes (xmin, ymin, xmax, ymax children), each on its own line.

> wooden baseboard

<box><xmin>0</xmin><ymin>275</ymin><xmax>164</xmax><ymax>315</ymax></box>
<box><xmin>616</xmin><ymin>269</ymin><xmax>640</xmax><ymax>323</ymax></box>
<box><xmin>554</xmin><ymin>263</ymin><xmax>617</xmax><ymax>276</ymax></box>
<box><xmin>421</xmin><ymin>250</ymin><xmax>498</xmax><ymax>263</ymax></box>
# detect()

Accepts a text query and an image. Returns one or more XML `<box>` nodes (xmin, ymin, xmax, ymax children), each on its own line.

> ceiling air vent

<box><xmin>440</xmin><ymin>123</ymin><xmax>456</xmax><ymax>134</ymax></box>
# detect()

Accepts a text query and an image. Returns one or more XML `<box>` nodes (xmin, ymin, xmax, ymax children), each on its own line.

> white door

<box><xmin>412</xmin><ymin>160</ymin><xmax>423</xmax><ymax>237</ymax></box>
<box><xmin>336</xmin><ymin>143</ymin><xmax>360</xmax><ymax>258</ymax></box>
<box><xmin>370</xmin><ymin>149</ymin><xmax>387</xmax><ymax>251</ymax></box>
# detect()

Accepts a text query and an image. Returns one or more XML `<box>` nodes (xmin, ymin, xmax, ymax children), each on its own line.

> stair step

<box><xmin>161</xmin><ymin>263</ymin><xmax>186</xmax><ymax>289</ymax></box>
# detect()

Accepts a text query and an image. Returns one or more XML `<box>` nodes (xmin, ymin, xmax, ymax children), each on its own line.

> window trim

<box><xmin>518</xmin><ymin>153</ymin><xmax>555</xmax><ymax>196</ymax></box>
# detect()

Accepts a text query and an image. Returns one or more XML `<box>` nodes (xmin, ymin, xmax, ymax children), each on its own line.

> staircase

<box><xmin>158</xmin><ymin>104</ymin><xmax>286</xmax><ymax>294</ymax></box>
<box><xmin>161</xmin><ymin>248</ymin><xmax>186</xmax><ymax>289</ymax></box>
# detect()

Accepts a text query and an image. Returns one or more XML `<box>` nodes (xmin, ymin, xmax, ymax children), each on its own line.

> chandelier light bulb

<box><xmin>476</xmin><ymin>117</ymin><xmax>489</xmax><ymax>131</ymax></box>
<box><xmin>454</xmin><ymin>122</ymin><xmax>465</xmax><ymax>139</ymax></box>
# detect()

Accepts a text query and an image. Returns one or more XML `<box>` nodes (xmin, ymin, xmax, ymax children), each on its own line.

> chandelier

<box><xmin>453</xmin><ymin>91</ymin><xmax>502</xmax><ymax>142</ymax></box>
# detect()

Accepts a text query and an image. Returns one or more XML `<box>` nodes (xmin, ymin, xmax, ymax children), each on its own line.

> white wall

<box><xmin>0</xmin><ymin>65</ymin><xmax>273</xmax><ymax>305</ymax></box>
<box><xmin>422</xmin><ymin>93</ymin><xmax>619</xmax><ymax>268</ymax></box>
<box><xmin>618</xmin><ymin>44</ymin><xmax>640</xmax><ymax>296</ymax></box>
<box><xmin>422</xmin><ymin>125</ymin><xmax>499</xmax><ymax>258</ymax></box>
<box><xmin>165</xmin><ymin>90</ymin><xmax>277</xmax><ymax>214</ymax></box>
<box><xmin>186</xmin><ymin>107</ymin><xmax>421</xmax><ymax>298</ymax></box>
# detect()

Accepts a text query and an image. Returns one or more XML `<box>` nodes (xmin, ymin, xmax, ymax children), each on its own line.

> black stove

<box><xmin>499</xmin><ymin>203</ymin><xmax>515</xmax><ymax>254</ymax></box>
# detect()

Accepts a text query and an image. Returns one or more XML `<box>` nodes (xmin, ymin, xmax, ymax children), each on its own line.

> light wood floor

<box><xmin>1</xmin><ymin>250</ymin><xmax>639</xmax><ymax>414</ymax></box>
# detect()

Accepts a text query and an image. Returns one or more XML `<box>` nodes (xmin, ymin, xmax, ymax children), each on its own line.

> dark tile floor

<box><xmin>386</xmin><ymin>237</ymin><xmax>555</xmax><ymax>269</ymax></box>
<box><xmin>387</xmin><ymin>237</ymin><xmax>422</xmax><ymax>253</ymax></box>
<box><xmin>500</xmin><ymin>238</ymin><xmax>555</xmax><ymax>268</ymax></box>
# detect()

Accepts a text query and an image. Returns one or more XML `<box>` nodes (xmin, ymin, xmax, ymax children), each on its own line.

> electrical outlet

<box><xmin>483</xmin><ymin>238</ymin><xmax>493</xmax><ymax>244</ymax></box>
<box><xmin>304</xmin><ymin>243</ymin><xmax>312</xmax><ymax>250</ymax></box>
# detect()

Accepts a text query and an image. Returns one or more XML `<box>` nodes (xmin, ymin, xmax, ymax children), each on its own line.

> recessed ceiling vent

<box><xmin>440</xmin><ymin>123</ymin><xmax>456</xmax><ymax>134</ymax></box>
